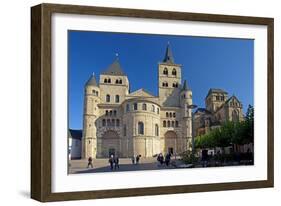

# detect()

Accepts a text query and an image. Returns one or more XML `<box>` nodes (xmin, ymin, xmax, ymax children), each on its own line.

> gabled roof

<box><xmin>129</xmin><ymin>88</ymin><xmax>155</xmax><ymax>97</ymax></box>
<box><xmin>206</xmin><ymin>88</ymin><xmax>228</xmax><ymax>99</ymax></box>
<box><xmin>101</xmin><ymin>58</ymin><xmax>126</xmax><ymax>76</ymax></box>
<box><xmin>68</xmin><ymin>129</ymin><xmax>82</xmax><ymax>140</ymax></box>
<box><xmin>225</xmin><ymin>95</ymin><xmax>241</xmax><ymax>105</ymax></box>
<box><xmin>85</xmin><ymin>74</ymin><xmax>98</xmax><ymax>87</ymax></box>
<box><xmin>162</xmin><ymin>43</ymin><xmax>175</xmax><ymax>64</ymax></box>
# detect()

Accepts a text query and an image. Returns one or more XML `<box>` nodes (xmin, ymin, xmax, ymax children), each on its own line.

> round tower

<box><xmin>82</xmin><ymin>73</ymin><xmax>100</xmax><ymax>159</ymax></box>
<box><xmin>180</xmin><ymin>80</ymin><xmax>193</xmax><ymax>151</ymax></box>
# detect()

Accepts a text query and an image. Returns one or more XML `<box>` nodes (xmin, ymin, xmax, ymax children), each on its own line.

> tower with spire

<box><xmin>158</xmin><ymin>43</ymin><xmax>182</xmax><ymax>107</ymax></box>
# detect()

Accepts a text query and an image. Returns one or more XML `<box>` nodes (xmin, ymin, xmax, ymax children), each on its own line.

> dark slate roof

<box><xmin>101</xmin><ymin>58</ymin><xmax>126</xmax><ymax>76</ymax></box>
<box><xmin>69</xmin><ymin>129</ymin><xmax>82</xmax><ymax>140</ymax></box>
<box><xmin>194</xmin><ymin>108</ymin><xmax>212</xmax><ymax>115</ymax></box>
<box><xmin>85</xmin><ymin>74</ymin><xmax>98</xmax><ymax>86</ymax></box>
<box><xmin>206</xmin><ymin>88</ymin><xmax>228</xmax><ymax>98</ymax></box>
<box><xmin>163</xmin><ymin>43</ymin><xmax>175</xmax><ymax>64</ymax></box>
<box><xmin>182</xmin><ymin>80</ymin><xmax>191</xmax><ymax>91</ymax></box>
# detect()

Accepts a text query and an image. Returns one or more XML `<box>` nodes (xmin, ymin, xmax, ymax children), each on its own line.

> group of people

<box><xmin>108</xmin><ymin>155</ymin><xmax>120</xmax><ymax>170</ymax></box>
<box><xmin>157</xmin><ymin>152</ymin><xmax>172</xmax><ymax>166</ymax></box>
<box><xmin>131</xmin><ymin>154</ymin><xmax>141</xmax><ymax>164</ymax></box>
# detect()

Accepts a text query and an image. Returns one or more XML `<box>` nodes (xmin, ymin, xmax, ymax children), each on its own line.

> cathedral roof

<box><xmin>129</xmin><ymin>88</ymin><xmax>155</xmax><ymax>97</ymax></box>
<box><xmin>162</xmin><ymin>42</ymin><xmax>175</xmax><ymax>64</ymax></box>
<box><xmin>206</xmin><ymin>88</ymin><xmax>228</xmax><ymax>99</ymax></box>
<box><xmin>85</xmin><ymin>73</ymin><xmax>98</xmax><ymax>87</ymax></box>
<box><xmin>101</xmin><ymin>58</ymin><xmax>126</xmax><ymax>76</ymax></box>
<box><xmin>182</xmin><ymin>80</ymin><xmax>191</xmax><ymax>91</ymax></box>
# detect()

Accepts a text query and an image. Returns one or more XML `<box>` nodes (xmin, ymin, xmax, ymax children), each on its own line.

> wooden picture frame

<box><xmin>31</xmin><ymin>3</ymin><xmax>274</xmax><ymax>202</ymax></box>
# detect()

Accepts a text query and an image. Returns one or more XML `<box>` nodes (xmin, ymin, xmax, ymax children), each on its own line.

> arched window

<box><xmin>163</xmin><ymin>67</ymin><xmax>168</xmax><ymax>75</ymax></box>
<box><xmin>113</xmin><ymin>110</ymin><xmax>117</xmax><ymax>116</ymax></box>
<box><xmin>157</xmin><ymin>107</ymin><xmax>160</xmax><ymax>114</ymax></box>
<box><xmin>105</xmin><ymin>110</ymin><xmax>108</xmax><ymax>116</ymax></box>
<box><xmin>115</xmin><ymin>95</ymin><xmax>120</xmax><ymax>103</ymax></box>
<box><xmin>109</xmin><ymin>110</ymin><xmax>112</xmax><ymax>116</ymax></box>
<box><xmin>138</xmin><ymin>122</ymin><xmax>144</xmax><ymax>135</ymax></box>
<box><xmin>155</xmin><ymin>124</ymin><xmax>159</xmax><ymax>136</ymax></box>
<box><xmin>102</xmin><ymin>119</ymin><xmax>106</xmax><ymax>126</ymax></box>
<box><xmin>169</xmin><ymin>112</ymin><xmax>172</xmax><ymax>118</ymax></box>
<box><xmin>142</xmin><ymin>103</ymin><xmax>147</xmax><ymax>110</ymax></box>
<box><xmin>134</xmin><ymin>103</ymin><xmax>138</xmax><ymax>110</ymax></box>
<box><xmin>166</xmin><ymin>112</ymin><xmax>169</xmax><ymax>117</ymax></box>
<box><xmin>108</xmin><ymin>78</ymin><xmax>111</xmax><ymax>83</ymax></box>
<box><xmin>165</xmin><ymin>82</ymin><xmax>168</xmax><ymax>87</ymax></box>
<box><xmin>119</xmin><ymin>79</ymin><xmax>122</xmax><ymax>84</ymax></box>
<box><xmin>172</xmin><ymin>82</ymin><xmax>178</xmax><ymax>88</ymax></box>
<box><xmin>115</xmin><ymin>79</ymin><xmax>119</xmax><ymax>84</ymax></box>
<box><xmin>107</xmin><ymin>119</ymin><xmax>111</xmax><ymax>126</ymax></box>
<box><xmin>232</xmin><ymin>110</ymin><xmax>239</xmax><ymax>122</ymax></box>
<box><xmin>175</xmin><ymin>121</ymin><xmax>179</xmax><ymax>127</ymax></box>
<box><xmin>163</xmin><ymin>121</ymin><xmax>166</xmax><ymax>127</ymax></box>
<box><xmin>116</xmin><ymin>119</ymin><xmax>120</xmax><ymax>127</ymax></box>
<box><xmin>173</xmin><ymin>112</ymin><xmax>176</xmax><ymax>118</ymax></box>
<box><xmin>104</xmin><ymin>79</ymin><xmax>108</xmax><ymax>83</ymax></box>
<box><xmin>172</xmin><ymin>121</ymin><xmax>175</xmax><ymax>127</ymax></box>
<box><xmin>126</xmin><ymin>104</ymin><xmax>130</xmax><ymax>112</ymax></box>
<box><xmin>162</xmin><ymin>82</ymin><xmax>168</xmax><ymax>87</ymax></box>
<box><xmin>172</xmin><ymin>68</ymin><xmax>177</xmax><ymax>76</ymax></box>
<box><xmin>106</xmin><ymin>94</ymin><xmax>110</xmax><ymax>102</ymax></box>
<box><xmin>167</xmin><ymin>120</ymin><xmax>171</xmax><ymax>127</ymax></box>
<box><xmin>152</xmin><ymin>105</ymin><xmax>155</xmax><ymax>112</ymax></box>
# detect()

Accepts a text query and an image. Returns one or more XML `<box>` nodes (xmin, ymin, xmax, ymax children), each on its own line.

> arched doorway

<box><xmin>164</xmin><ymin>131</ymin><xmax>177</xmax><ymax>155</ymax></box>
<box><xmin>101</xmin><ymin>130</ymin><xmax>120</xmax><ymax>157</ymax></box>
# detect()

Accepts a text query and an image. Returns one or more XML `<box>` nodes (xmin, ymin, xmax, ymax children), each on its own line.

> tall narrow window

<box><xmin>111</xmin><ymin>119</ymin><xmax>115</xmax><ymax>127</ymax></box>
<box><xmin>119</xmin><ymin>79</ymin><xmax>122</xmax><ymax>84</ymax></box>
<box><xmin>166</xmin><ymin>112</ymin><xmax>169</xmax><ymax>117</ymax></box>
<box><xmin>109</xmin><ymin>110</ymin><xmax>112</xmax><ymax>116</ymax></box>
<box><xmin>152</xmin><ymin>105</ymin><xmax>155</xmax><ymax>112</ymax></box>
<box><xmin>104</xmin><ymin>79</ymin><xmax>108</xmax><ymax>83</ymax></box>
<box><xmin>157</xmin><ymin>107</ymin><xmax>160</xmax><ymax>114</ymax></box>
<box><xmin>163</xmin><ymin>121</ymin><xmax>166</xmax><ymax>127</ymax></box>
<box><xmin>167</xmin><ymin>120</ymin><xmax>171</xmax><ymax>127</ymax></box>
<box><xmin>173</xmin><ymin>112</ymin><xmax>176</xmax><ymax>117</ymax></box>
<box><xmin>107</xmin><ymin>119</ymin><xmax>111</xmax><ymax>127</ymax></box>
<box><xmin>172</xmin><ymin>68</ymin><xmax>177</xmax><ymax>76</ymax></box>
<box><xmin>155</xmin><ymin>124</ymin><xmax>159</xmax><ymax>136</ymax></box>
<box><xmin>142</xmin><ymin>103</ymin><xmax>147</xmax><ymax>111</ymax></box>
<box><xmin>105</xmin><ymin>110</ymin><xmax>108</xmax><ymax>116</ymax></box>
<box><xmin>134</xmin><ymin>103</ymin><xmax>138</xmax><ymax>110</ymax></box>
<box><xmin>115</xmin><ymin>79</ymin><xmax>119</xmax><ymax>84</ymax></box>
<box><xmin>169</xmin><ymin>112</ymin><xmax>172</xmax><ymax>118</ymax></box>
<box><xmin>115</xmin><ymin>95</ymin><xmax>120</xmax><ymax>103</ymax></box>
<box><xmin>113</xmin><ymin>110</ymin><xmax>117</xmax><ymax>116</ymax></box>
<box><xmin>138</xmin><ymin>122</ymin><xmax>144</xmax><ymax>135</ymax></box>
<box><xmin>123</xmin><ymin>125</ymin><xmax>127</xmax><ymax>136</ymax></box>
<box><xmin>126</xmin><ymin>104</ymin><xmax>130</xmax><ymax>112</ymax></box>
<box><xmin>108</xmin><ymin>78</ymin><xmax>111</xmax><ymax>83</ymax></box>
<box><xmin>106</xmin><ymin>94</ymin><xmax>110</xmax><ymax>102</ymax></box>
<box><xmin>172</xmin><ymin>121</ymin><xmax>175</xmax><ymax>127</ymax></box>
<box><xmin>163</xmin><ymin>68</ymin><xmax>168</xmax><ymax>75</ymax></box>
<box><xmin>175</xmin><ymin>121</ymin><xmax>179</xmax><ymax>127</ymax></box>
<box><xmin>102</xmin><ymin>119</ymin><xmax>106</xmax><ymax>126</ymax></box>
<box><xmin>116</xmin><ymin>119</ymin><xmax>120</xmax><ymax>127</ymax></box>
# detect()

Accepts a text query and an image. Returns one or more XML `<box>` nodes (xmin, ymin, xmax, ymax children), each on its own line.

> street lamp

<box><xmin>187</xmin><ymin>104</ymin><xmax>198</xmax><ymax>155</ymax></box>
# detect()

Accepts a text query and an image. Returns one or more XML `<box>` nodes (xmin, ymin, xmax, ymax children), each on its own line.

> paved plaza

<box><xmin>69</xmin><ymin>157</ymin><xmax>182</xmax><ymax>174</ymax></box>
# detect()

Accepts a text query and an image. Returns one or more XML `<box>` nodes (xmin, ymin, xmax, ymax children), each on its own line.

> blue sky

<box><xmin>68</xmin><ymin>31</ymin><xmax>254</xmax><ymax>129</ymax></box>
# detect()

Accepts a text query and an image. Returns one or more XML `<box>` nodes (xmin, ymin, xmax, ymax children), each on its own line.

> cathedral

<box><xmin>82</xmin><ymin>44</ymin><xmax>193</xmax><ymax>158</ymax></box>
<box><xmin>81</xmin><ymin>44</ymin><xmax>244</xmax><ymax>159</ymax></box>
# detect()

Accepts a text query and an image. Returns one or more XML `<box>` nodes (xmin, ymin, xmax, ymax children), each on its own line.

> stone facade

<box><xmin>194</xmin><ymin>89</ymin><xmax>244</xmax><ymax>136</ymax></box>
<box><xmin>82</xmin><ymin>44</ymin><xmax>193</xmax><ymax>159</ymax></box>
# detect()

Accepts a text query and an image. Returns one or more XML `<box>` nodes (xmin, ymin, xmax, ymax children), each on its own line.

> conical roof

<box><xmin>101</xmin><ymin>58</ymin><xmax>126</xmax><ymax>76</ymax></box>
<box><xmin>182</xmin><ymin>80</ymin><xmax>191</xmax><ymax>91</ymax></box>
<box><xmin>163</xmin><ymin>43</ymin><xmax>175</xmax><ymax>64</ymax></box>
<box><xmin>85</xmin><ymin>73</ymin><xmax>98</xmax><ymax>87</ymax></box>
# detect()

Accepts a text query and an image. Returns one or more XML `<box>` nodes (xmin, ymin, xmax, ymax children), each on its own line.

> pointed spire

<box><xmin>101</xmin><ymin>55</ymin><xmax>126</xmax><ymax>76</ymax></box>
<box><xmin>182</xmin><ymin>80</ymin><xmax>190</xmax><ymax>91</ymax></box>
<box><xmin>85</xmin><ymin>73</ymin><xmax>98</xmax><ymax>87</ymax></box>
<box><xmin>163</xmin><ymin>42</ymin><xmax>175</xmax><ymax>64</ymax></box>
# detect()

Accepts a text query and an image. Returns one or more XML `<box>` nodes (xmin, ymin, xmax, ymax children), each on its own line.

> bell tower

<box><xmin>158</xmin><ymin>43</ymin><xmax>182</xmax><ymax>107</ymax></box>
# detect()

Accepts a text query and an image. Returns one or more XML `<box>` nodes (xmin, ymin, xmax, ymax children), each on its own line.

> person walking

<box><xmin>157</xmin><ymin>153</ymin><xmax>164</xmax><ymax>166</ymax></box>
<box><xmin>114</xmin><ymin>155</ymin><xmax>119</xmax><ymax>170</ymax></box>
<box><xmin>87</xmin><ymin>156</ymin><xmax>93</xmax><ymax>168</ymax></box>
<box><xmin>109</xmin><ymin>155</ymin><xmax>114</xmax><ymax>170</ymax></box>
<box><xmin>165</xmin><ymin>153</ymin><xmax>171</xmax><ymax>166</ymax></box>
<box><xmin>136</xmin><ymin>154</ymin><xmax>141</xmax><ymax>164</ymax></box>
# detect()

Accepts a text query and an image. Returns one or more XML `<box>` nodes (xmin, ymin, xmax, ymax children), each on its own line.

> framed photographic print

<box><xmin>31</xmin><ymin>3</ymin><xmax>274</xmax><ymax>202</ymax></box>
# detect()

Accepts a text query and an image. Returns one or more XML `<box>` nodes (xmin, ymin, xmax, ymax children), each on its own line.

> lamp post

<box><xmin>187</xmin><ymin>104</ymin><xmax>198</xmax><ymax>155</ymax></box>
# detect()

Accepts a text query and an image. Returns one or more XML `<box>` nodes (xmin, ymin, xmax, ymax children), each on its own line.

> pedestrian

<box><xmin>136</xmin><ymin>154</ymin><xmax>140</xmax><ymax>164</ymax></box>
<box><xmin>114</xmin><ymin>155</ymin><xmax>119</xmax><ymax>170</ymax></box>
<box><xmin>87</xmin><ymin>156</ymin><xmax>93</xmax><ymax>168</ymax></box>
<box><xmin>157</xmin><ymin>153</ymin><xmax>164</xmax><ymax>166</ymax></box>
<box><xmin>131</xmin><ymin>156</ymin><xmax>135</xmax><ymax>164</ymax></box>
<box><xmin>108</xmin><ymin>155</ymin><xmax>114</xmax><ymax>170</ymax></box>
<box><xmin>165</xmin><ymin>153</ymin><xmax>171</xmax><ymax>166</ymax></box>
